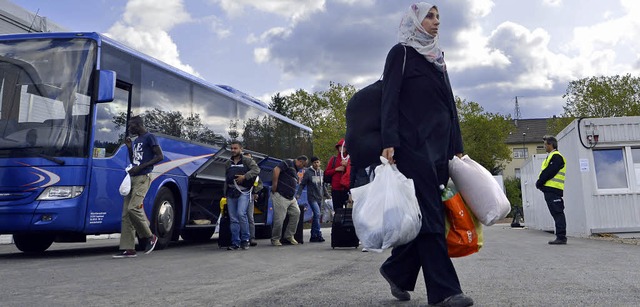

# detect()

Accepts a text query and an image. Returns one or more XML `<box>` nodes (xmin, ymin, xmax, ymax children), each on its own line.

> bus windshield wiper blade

<box><xmin>38</xmin><ymin>154</ymin><xmax>65</xmax><ymax>165</ymax></box>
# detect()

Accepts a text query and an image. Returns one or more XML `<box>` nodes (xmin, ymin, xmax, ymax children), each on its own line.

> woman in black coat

<box><xmin>378</xmin><ymin>3</ymin><xmax>473</xmax><ymax>306</ymax></box>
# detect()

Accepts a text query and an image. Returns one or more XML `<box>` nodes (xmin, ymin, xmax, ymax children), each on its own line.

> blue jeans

<box><xmin>309</xmin><ymin>200</ymin><xmax>322</xmax><ymax>238</ymax></box>
<box><xmin>227</xmin><ymin>193</ymin><xmax>251</xmax><ymax>246</ymax></box>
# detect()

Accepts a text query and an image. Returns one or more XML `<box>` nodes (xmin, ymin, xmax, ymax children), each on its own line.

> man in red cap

<box><xmin>324</xmin><ymin>138</ymin><xmax>350</xmax><ymax>211</ymax></box>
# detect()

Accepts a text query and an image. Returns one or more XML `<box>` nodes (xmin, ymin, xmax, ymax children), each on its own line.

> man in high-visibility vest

<box><xmin>536</xmin><ymin>136</ymin><xmax>567</xmax><ymax>245</ymax></box>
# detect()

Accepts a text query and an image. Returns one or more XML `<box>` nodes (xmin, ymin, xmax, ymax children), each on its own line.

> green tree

<box><xmin>504</xmin><ymin>177</ymin><xmax>522</xmax><ymax>217</ymax></box>
<box><xmin>550</xmin><ymin>74</ymin><xmax>640</xmax><ymax>134</ymax></box>
<box><xmin>456</xmin><ymin>98</ymin><xmax>514</xmax><ymax>174</ymax></box>
<box><xmin>274</xmin><ymin>82</ymin><xmax>356</xmax><ymax>163</ymax></box>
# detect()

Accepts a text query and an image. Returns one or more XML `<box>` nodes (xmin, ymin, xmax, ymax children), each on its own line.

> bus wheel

<box><xmin>151</xmin><ymin>187</ymin><xmax>176</xmax><ymax>250</ymax></box>
<box><xmin>181</xmin><ymin>228</ymin><xmax>215</xmax><ymax>242</ymax></box>
<box><xmin>13</xmin><ymin>234</ymin><xmax>54</xmax><ymax>253</ymax></box>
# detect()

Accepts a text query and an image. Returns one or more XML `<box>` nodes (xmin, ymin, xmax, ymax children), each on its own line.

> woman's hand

<box><xmin>382</xmin><ymin>147</ymin><xmax>395</xmax><ymax>165</ymax></box>
<box><xmin>455</xmin><ymin>153</ymin><xmax>464</xmax><ymax>158</ymax></box>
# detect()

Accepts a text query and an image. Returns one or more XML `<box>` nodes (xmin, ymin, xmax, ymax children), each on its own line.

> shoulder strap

<box><xmin>402</xmin><ymin>45</ymin><xmax>407</xmax><ymax>75</ymax></box>
<box><xmin>379</xmin><ymin>45</ymin><xmax>407</xmax><ymax>80</ymax></box>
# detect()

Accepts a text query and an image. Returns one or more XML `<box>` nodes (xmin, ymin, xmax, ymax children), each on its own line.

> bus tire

<box><xmin>13</xmin><ymin>233</ymin><xmax>54</xmax><ymax>253</ymax></box>
<box><xmin>151</xmin><ymin>187</ymin><xmax>176</xmax><ymax>250</ymax></box>
<box><xmin>181</xmin><ymin>228</ymin><xmax>215</xmax><ymax>242</ymax></box>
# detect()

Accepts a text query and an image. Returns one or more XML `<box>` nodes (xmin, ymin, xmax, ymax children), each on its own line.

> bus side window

<box><xmin>93</xmin><ymin>86</ymin><xmax>129</xmax><ymax>157</ymax></box>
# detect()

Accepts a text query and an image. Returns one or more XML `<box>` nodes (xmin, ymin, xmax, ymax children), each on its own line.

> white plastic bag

<box><xmin>448</xmin><ymin>155</ymin><xmax>510</xmax><ymax>226</ymax></box>
<box><xmin>352</xmin><ymin>157</ymin><xmax>422</xmax><ymax>252</ymax></box>
<box><xmin>119</xmin><ymin>164</ymin><xmax>133</xmax><ymax>196</ymax></box>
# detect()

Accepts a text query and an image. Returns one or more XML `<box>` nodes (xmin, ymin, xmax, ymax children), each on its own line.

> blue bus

<box><xmin>0</xmin><ymin>32</ymin><xmax>313</xmax><ymax>253</ymax></box>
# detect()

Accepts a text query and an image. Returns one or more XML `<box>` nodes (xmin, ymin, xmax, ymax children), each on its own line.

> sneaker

<box><xmin>113</xmin><ymin>250</ymin><xmax>137</xmax><ymax>259</ymax></box>
<box><xmin>548</xmin><ymin>238</ymin><xmax>567</xmax><ymax>245</ymax></box>
<box><xmin>249</xmin><ymin>239</ymin><xmax>258</xmax><ymax>247</ymax></box>
<box><xmin>428</xmin><ymin>293</ymin><xmax>474</xmax><ymax>307</ymax></box>
<box><xmin>227</xmin><ymin>245</ymin><xmax>239</xmax><ymax>250</ymax></box>
<box><xmin>309</xmin><ymin>236</ymin><xmax>320</xmax><ymax>242</ymax></box>
<box><xmin>271</xmin><ymin>239</ymin><xmax>282</xmax><ymax>246</ymax></box>
<box><xmin>317</xmin><ymin>236</ymin><xmax>325</xmax><ymax>242</ymax></box>
<box><xmin>282</xmin><ymin>237</ymin><xmax>298</xmax><ymax>245</ymax></box>
<box><xmin>240</xmin><ymin>241</ymin><xmax>250</xmax><ymax>250</ymax></box>
<box><xmin>362</xmin><ymin>248</ymin><xmax>369</xmax><ymax>252</ymax></box>
<box><xmin>144</xmin><ymin>235</ymin><xmax>158</xmax><ymax>254</ymax></box>
<box><xmin>379</xmin><ymin>266</ymin><xmax>410</xmax><ymax>301</ymax></box>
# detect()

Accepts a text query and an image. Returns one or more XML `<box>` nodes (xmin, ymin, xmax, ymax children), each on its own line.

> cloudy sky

<box><xmin>11</xmin><ymin>0</ymin><xmax>640</xmax><ymax>119</ymax></box>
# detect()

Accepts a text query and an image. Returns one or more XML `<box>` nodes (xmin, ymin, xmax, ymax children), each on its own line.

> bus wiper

<box><xmin>38</xmin><ymin>153</ymin><xmax>65</xmax><ymax>165</ymax></box>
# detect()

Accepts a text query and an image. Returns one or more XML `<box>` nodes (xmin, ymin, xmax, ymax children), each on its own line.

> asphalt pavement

<box><xmin>0</xmin><ymin>223</ymin><xmax>639</xmax><ymax>306</ymax></box>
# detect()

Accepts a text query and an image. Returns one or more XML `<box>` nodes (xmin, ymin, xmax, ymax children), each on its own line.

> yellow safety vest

<box><xmin>540</xmin><ymin>150</ymin><xmax>566</xmax><ymax>190</ymax></box>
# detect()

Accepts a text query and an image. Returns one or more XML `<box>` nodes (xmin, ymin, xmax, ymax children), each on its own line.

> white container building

<box><xmin>521</xmin><ymin>116</ymin><xmax>640</xmax><ymax>237</ymax></box>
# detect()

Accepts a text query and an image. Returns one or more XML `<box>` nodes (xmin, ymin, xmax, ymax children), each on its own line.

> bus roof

<box><xmin>0</xmin><ymin>31</ymin><xmax>312</xmax><ymax>133</ymax></box>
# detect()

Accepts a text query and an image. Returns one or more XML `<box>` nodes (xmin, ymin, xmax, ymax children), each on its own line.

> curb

<box><xmin>0</xmin><ymin>234</ymin><xmax>121</xmax><ymax>245</ymax></box>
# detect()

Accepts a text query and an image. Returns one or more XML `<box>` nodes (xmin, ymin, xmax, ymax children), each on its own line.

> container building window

<box><xmin>593</xmin><ymin>149</ymin><xmax>628</xmax><ymax>189</ymax></box>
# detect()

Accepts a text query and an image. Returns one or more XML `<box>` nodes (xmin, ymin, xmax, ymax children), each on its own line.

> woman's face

<box><xmin>421</xmin><ymin>7</ymin><xmax>440</xmax><ymax>36</ymax></box>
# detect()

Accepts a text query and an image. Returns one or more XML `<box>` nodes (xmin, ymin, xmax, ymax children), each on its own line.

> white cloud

<box><xmin>212</xmin><ymin>0</ymin><xmax>325</xmax><ymax>22</ymax></box>
<box><xmin>542</xmin><ymin>0</ymin><xmax>562</xmax><ymax>7</ymax></box>
<box><xmin>207</xmin><ymin>15</ymin><xmax>232</xmax><ymax>39</ymax></box>
<box><xmin>564</xmin><ymin>0</ymin><xmax>640</xmax><ymax>76</ymax></box>
<box><xmin>253</xmin><ymin>47</ymin><xmax>270</xmax><ymax>64</ymax></box>
<box><xmin>121</xmin><ymin>0</ymin><xmax>189</xmax><ymax>30</ymax></box>
<box><xmin>106</xmin><ymin>0</ymin><xmax>198</xmax><ymax>76</ymax></box>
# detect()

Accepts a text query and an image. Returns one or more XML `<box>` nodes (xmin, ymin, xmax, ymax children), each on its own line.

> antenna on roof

<box><xmin>513</xmin><ymin>96</ymin><xmax>523</xmax><ymax>127</ymax></box>
<box><xmin>27</xmin><ymin>9</ymin><xmax>40</xmax><ymax>33</ymax></box>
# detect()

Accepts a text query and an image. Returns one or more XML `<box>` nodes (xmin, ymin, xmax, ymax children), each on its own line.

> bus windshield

<box><xmin>0</xmin><ymin>38</ymin><xmax>96</xmax><ymax>159</ymax></box>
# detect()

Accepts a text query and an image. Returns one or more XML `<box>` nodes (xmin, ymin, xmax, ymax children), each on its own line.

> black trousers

<box><xmin>331</xmin><ymin>189</ymin><xmax>349</xmax><ymax>211</ymax></box>
<box><xmin>544</xmin><ymin>192</ymin><xmax>566</xmax><ymax>239</ymax></box>
<box><xmin>380</xmin><ymin>232</ymin><xmax>462</xmax><ymax>304</ymax></box>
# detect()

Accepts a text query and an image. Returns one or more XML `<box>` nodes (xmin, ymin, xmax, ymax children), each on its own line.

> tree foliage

<box><xmin>270</xmin><ymin>82</ymin><xmax>356</xmax><ymax>163</ymax></box>
<box><xmin>550</xmin><ymin>74</ymin><xmax>640</xmax><ymax>134</ymax></box>
<box><xmin>562</xmin><ymin>74</ymin><xmax>640</xmax><ymax>118</ymax></box>
<box><xmin>114</xmin><ymin>108</ymin><xmax>225</xmax><ymax>145</ymax></box>
<box><xmin>456</xmin><ymin>98</ymin><xmax>514</xmax><ymax>174</ymax></box>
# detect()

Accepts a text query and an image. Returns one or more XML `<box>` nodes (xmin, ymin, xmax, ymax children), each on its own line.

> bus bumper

<box><xmin>0</xmin><ymin>199</ymin><xmax>84</xmax><ymax>234</ymax></box>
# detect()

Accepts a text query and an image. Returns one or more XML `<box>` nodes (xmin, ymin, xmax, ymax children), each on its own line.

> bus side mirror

<box><xmin>96</xmin><ymin>70</ymin><xmax>116</xmax><ymax>103</ymax></box>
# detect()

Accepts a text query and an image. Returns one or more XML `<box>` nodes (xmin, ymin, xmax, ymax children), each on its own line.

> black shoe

<box><xmin>227</xmin><ymin>245</ymin><xmax>239</xmax><ymax>250</ymax></box>
<box><xmin>249</xmin><ymin>239</ymin><xmax>258</xmax><ymax>247</ymax></box>
<box><xmin>144</xmin><ymin>235</ymin><xmax>158</xmax><ymax>254</ymax></box>
<box><xmin>379</xmin><ymin>266</ymin><xmax>410</xmax><ymax>301</ymax></box>
<box><xmin>317</xmin><ymin>236</ymin><xmax>325</xmax><ymax>242</ymax></box>
<box><xmin>240</xmin><ymin>241</ymin><xmax>250</xmax><ymax>250</ymax></box>
<box><xmin>548</xmin><ymin>238</ymin><xmax>567</xmax><ymax>245</ymax></box>
<box><xmin>429</xmin><ymin>293</ymin><xmax>474</xmax><ymax>307</ymax></box>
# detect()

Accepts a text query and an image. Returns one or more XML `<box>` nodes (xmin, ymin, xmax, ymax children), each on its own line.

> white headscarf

<box><xmin>398</xmin><ymin>2</ymin><xmax>446</xmax><ymax>72</ymax></box>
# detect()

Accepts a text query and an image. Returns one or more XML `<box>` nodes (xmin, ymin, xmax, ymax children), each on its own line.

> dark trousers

<box><xmin>380</xmin><ymin>232</ymin><xmax>462</xmax><ymax>304</ymax></box>
<box><xmin>331</xmin><ymin>189</ymin><xmax>349</xmax><ymax>211</ymax></box>
<box><xmin>544</xmin><ymin>192</ymin><xmax>566</xmax><ymax>239</ymax></box>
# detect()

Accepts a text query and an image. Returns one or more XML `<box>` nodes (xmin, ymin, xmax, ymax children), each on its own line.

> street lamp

<box><xmin>522</xmin><ymin>132</ymin><xmax>526</xmax><ymax>159</ymax></box>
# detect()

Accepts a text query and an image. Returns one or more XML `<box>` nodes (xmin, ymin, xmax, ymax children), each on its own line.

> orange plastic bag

<box><xmin>444</xmin><ymin>193</ymin><xmax>483</xmax><ymax>258</ymax></box>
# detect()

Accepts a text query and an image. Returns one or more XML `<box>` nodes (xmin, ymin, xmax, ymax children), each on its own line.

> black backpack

<box><xmin>276</xmin><ymin>159</ymin><xmax>298</xmax><ymax>200</ymax></box>
<box><xmin>345</xmin><ymin>45</ymin><xmax>406</xmax><ymax>170</ymax></box>
<box><xmin>323</xmin><ymin>156</ymin><xmax>336</xmax><ymax>185</ymax></box>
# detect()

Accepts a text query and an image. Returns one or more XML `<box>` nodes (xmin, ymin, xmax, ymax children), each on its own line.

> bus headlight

<box><xmin>37</xmin><ymin>186</ymin><xmax>84</xmax><ymax>200</ymax></box>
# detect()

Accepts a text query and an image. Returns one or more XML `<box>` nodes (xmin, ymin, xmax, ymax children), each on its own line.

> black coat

<box><xmin>381</xmin><ymin>43</ymin><xmax>464</xmax><ymax>234</ymax></box>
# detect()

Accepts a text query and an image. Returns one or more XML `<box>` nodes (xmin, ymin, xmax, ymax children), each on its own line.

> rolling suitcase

<box><xmin>331</xmin><ymin>208</ymin><xmax>359</xmax><ymax>249</ymax></box>
<box><xmin>281</xmin><ymin>204</ymin><xmax>305</xmax><ymax>244</ymax></box>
